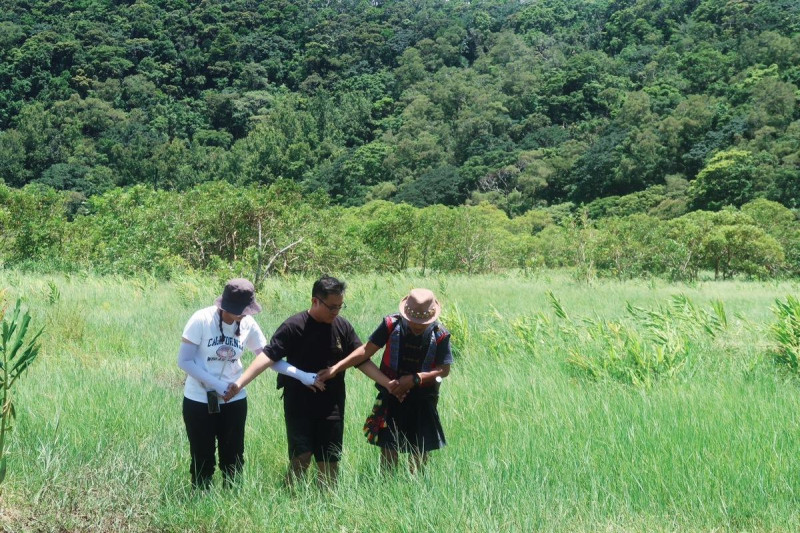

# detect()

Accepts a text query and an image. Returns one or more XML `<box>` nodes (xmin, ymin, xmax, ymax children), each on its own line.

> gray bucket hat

<box><xmin>215</xmin><ymin>278</ymin><xmax>262</xmax><ymax>315</ymax></box>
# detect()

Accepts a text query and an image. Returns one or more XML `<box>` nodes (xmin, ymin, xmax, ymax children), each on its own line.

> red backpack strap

<box><xmin>380</xmin><ymin>314</ymin><xmax>402</xmax><ymax>378</ymax></box>
<box><xmin>433</xmin><ymin>323</ymin><xmax>449</xmax><ymax>345</ymax></box>
<box><xmin>385</xmin><ymin>314</ymin><xmax>400</xmax><ymax>334</ymax></box>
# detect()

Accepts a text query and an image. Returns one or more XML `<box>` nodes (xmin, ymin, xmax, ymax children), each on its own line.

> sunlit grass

<box><xmin>1</xmin><ymin>271</ymin><xmax>799</xmax><ymax>532</ymax></box>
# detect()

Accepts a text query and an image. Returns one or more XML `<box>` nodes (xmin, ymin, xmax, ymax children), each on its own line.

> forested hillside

<box><xmin>2</xmin><ymin>0</ymin><xmax>798</xmax><ymax>214</ymax></box>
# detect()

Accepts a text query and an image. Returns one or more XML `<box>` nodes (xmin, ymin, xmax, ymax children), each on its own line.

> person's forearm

<box><xmin>177</xmin><ymin>341</ymin><xmax>226</xmax><ymax>394</ymax></box>
<box><xmin>270</xmin><ymin>359</ymin><xmax>317</xmax><ymax>387</ymax></box>
<box><xmin>235</xmin><ymin>352</ymin><xmax>274</xmax><ymax>388</ymax></box>
<box><xmin>357</xmin><ymin>360</ymin><xmax>393</xmax><ymax>388</ymax></box>
<box><xmin>330</xmin><ymin>345</ymin><xmax>368</xmax><ymax>375</ymax></box>
<box><xmin>417</xmin><ymin>365</ymin><xmax>450</xmax><ymax>386</ymax></box>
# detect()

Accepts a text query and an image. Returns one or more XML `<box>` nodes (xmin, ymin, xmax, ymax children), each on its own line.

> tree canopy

<box><xmin>0</xmin><ymin>0</ymin><xmax>798</xmax><ymax>215</ymax></box>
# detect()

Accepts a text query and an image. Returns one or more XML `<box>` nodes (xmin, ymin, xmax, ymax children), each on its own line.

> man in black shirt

<box><xmin>226</xmin><ymin>276</ymin><xmax>362</xmax><ymax>484</ymax></box>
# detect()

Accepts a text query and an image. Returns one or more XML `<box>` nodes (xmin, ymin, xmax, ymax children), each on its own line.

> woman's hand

<box><xmin>312</xmin><ymin>376</ymin><xmax>326</xmax><ymax>391</ymax></box>
<box><xmin>223</xmin><ymin>382</ymin><xmax>241</xmax><ymax>401</ymax></box>
<box><xmin>304</xmin><ymin>374</ymin><xmax>326</xmax><ymax>392</ymax></box>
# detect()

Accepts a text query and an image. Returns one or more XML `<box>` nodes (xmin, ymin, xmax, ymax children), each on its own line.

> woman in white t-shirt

<box><xmin>177</xmin><ymin>278</ymin><xmax>323</xmax><ymax>488</ymax></box>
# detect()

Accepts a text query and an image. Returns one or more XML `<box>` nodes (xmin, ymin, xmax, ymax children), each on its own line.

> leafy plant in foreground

<box><xmin>0</xmin><ymin>298</ymin><xmax>43</xmax><ymax>487</ymax></box>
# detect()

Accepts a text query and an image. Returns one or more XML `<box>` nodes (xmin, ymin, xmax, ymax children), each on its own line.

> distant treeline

<box><xmin>2</xmin><ymin>182</ymin><xmax>797</xmax><ymax>281</ymax></box>
<box><xmin>1</xmin><ymin>0</ymin><xmax>799</xmax><ymax>214</ymax></box>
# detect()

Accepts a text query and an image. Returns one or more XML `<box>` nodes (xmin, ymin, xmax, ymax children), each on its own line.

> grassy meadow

<box><xmin>0</xmin><ymin>270</ymin><xmax>799</xmax><ymax>532</ymax></box>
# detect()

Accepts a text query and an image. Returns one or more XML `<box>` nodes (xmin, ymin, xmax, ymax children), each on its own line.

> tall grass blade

<box><xmin>547</xmin><ymin>291</ymin><xmax>569</xmax><ymax>321</ymax></box>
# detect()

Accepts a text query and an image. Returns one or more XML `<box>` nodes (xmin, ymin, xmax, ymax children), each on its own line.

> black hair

<box><xmin>312</xmin><ymin>276</ymin><xmax>346</xmax><ymax>300</ymax></box>
<box><xmin>218</xmin><ymin>308</ymin><xmax>241</xmax><ymax>339</ymax></box>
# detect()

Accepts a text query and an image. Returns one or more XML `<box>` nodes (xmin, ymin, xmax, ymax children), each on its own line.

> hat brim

<box><xmin>215</xmin><ymin>296</ymin><xmax>262</xmax><ymax>316</ymax></box>
<box><xmin>398</xmin><ymin>296</ymin><xmax>440</xmax><ymax>325</ymax></box>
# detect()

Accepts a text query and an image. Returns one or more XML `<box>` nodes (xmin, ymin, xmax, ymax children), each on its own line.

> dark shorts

<box><xmin>372</xmin><ymin>388</ymin><xmax>446</xmax><ymax>453</ymax></box>
<box><xmin>284</xmin><ymin>411</ymin><xmax>344</xmax><ymax>463</ymax></box>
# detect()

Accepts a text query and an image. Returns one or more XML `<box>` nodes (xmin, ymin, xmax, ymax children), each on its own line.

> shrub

<box><xmin>566</xmin><ymin>318</ymin><xmax>689</xmax><ymax>388</ymax></box>
<box><xmin>551</xmin><ymin>293</ymin><xmax>724</xmax><ymax>387</ymax></box>
<box><xmin>0</xmin><ymin>298</ymin><xmax>43</xmax><ymax>487</ymax></box>
<box><xmin>770</xmin><ymin>296</ymin><xmax>800</xmax><ymax>374</ymax></box>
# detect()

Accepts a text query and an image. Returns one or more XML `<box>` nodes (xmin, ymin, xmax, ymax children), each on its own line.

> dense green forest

<box><xmin>0</xmin><ymin>0</ymin><xmax>799</xmax><ymax>279</ymax></box>
<box><xmin>1</xmin><ymin>181</ymin><xmax>797</xmax><ymax>280</ymax></box>
<box><xmin>1</xmin><ymin>0</ymin><xmax>798</xmax><ymax>211</ymax></box>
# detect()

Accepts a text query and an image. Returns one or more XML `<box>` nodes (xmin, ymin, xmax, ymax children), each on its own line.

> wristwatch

<box><xmin>412</xmin><ymin>373</ymin><xmax>421</xmax><ymax>388</ymax></box>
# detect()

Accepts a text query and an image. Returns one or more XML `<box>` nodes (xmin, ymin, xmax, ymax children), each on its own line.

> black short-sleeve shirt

<box><xmin>264</xmin><ymin>311</ymin><xmax>362</xmax><ymax>418</ymax></box>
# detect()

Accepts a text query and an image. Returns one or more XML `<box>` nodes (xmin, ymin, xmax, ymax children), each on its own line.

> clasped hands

<box><xmin>316</xmin><ymin>367</ymin><xmax>414</xmax><ymax>402</ymax></box>
<box><xmin>220</xmin><ymin>383</ymin><xmax>239</xmax><ymax>402</ymax></box>
<box><xmin>385</xmin><ymin>376</ymin><xmax>413</xmax><ymax>402</ymax></box>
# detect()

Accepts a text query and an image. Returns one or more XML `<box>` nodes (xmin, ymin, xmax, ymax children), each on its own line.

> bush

<box><xmin>0</xmin><ymin>298</ymin><xmax>43</xmax><ymax>486</ymax></box>
<box><xmin>769</xmin><ymin>295</ymin><xmax>800</xmax><ymax>374</ymax></box>
<box><xmin>566</xmin><ymin>319</ymin><xmax>689</xmax><ymax>388</ymax></box>
<box><xmin>552</xmin><ymin>293</ymin><xmax>725</xmax><ymax>387</ymax></box>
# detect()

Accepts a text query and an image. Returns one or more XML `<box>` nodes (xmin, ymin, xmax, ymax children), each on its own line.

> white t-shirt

<box><xmin>181</xmin><ymin>306</ymin><xmax>267</xmax><ymax>403</ymax></box>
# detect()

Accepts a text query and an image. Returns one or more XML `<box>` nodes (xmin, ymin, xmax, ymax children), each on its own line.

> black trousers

<box><xmin>182</xmin><ymin>396</ymin><xmax>248</xmax><ymax>487</ymax></box>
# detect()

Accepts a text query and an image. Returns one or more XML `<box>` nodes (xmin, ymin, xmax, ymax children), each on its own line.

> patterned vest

<box><xmin>379</xmin><ymin>313</ymin><xmax>449</xmax><ymax>380</ymax></box>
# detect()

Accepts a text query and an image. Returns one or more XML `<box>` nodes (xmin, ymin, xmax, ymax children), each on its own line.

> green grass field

<box><xmin>1</xmin><ymin>271</ymin><xmax>799</xmax><ymax>532</ymax></box>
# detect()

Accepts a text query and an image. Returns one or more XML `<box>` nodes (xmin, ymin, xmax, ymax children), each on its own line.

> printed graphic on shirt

<box><xmin>214</xmin><ymin>345</ymin><xmax>237</xmax><ymax>362</ymax></box>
